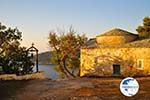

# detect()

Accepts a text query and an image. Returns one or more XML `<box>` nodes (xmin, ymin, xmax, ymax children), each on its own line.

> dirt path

<box><xmin>0</xmin><ymin>77</ymin><xmax>150</xmax><ymax>100</ymax></box>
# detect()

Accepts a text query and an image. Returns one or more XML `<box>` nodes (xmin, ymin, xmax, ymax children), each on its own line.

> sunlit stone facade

<box><xmin>80</xmin><ymin>28</ymin><xmax>150</xmax><ymax>77</ymax></box>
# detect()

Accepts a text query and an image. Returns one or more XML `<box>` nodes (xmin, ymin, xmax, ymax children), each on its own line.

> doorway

<box><xmin>113</xmin><ymin>64</ymin><xmax>120</xmax><ymax>75</ymax></box>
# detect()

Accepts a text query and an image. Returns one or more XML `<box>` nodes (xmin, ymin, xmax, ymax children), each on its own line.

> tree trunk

<box><xmin>62</xmin><ymin>60</ymin><xmax>76</xmax><ymax>78</ymax></box>
<box><xmin>59</xmin><ymin>65</ymin><xmax>70</xmax><ymax>78</ymax></box>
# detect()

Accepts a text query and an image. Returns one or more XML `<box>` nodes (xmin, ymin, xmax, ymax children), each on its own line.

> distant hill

<box><xmin>38</xmin><ymin>51</ymin><xmax>52</xmax><ymax>64</ymax></box>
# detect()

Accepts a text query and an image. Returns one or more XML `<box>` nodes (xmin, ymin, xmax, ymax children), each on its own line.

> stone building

<box><xmin>80</xmin><ymin>28</ymin><xmax>150</xmax><ymax>77</ymax></box>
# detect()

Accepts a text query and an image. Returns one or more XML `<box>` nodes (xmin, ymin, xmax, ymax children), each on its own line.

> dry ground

<box><xmin>0</xmin><ymin>77</ymin><xmax>150</xmax><ymax>100</ymax></box>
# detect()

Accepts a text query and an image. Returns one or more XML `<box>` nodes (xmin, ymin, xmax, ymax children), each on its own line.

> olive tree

<box><xmin>0</xmin><ymin>22</ymin><xmax>33</xmax><ymax>74</ymax></box>
<box><xmin>48</xmin><ymin>27</ymin><xmax>87</xmax><ymax>78</ymax></box>
<box><xmin>136</xmin><ymin>16</ymin><xmax>150</xmax><ymax>38</ymax></box>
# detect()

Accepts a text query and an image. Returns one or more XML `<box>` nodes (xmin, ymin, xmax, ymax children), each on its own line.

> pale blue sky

<box><xmin>0</xmin><ymin>0</ymin><xmax>150</xmax><ymax>52</ymax></box>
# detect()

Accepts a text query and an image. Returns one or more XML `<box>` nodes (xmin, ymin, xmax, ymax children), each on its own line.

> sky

<box><xmin>0</xmin><ymin>0</ymin><xmax>150</xmax><ymax>53</ymax></box>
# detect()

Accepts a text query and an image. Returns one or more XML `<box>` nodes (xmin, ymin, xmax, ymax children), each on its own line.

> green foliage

<box><xmin>136</xmin><ymin>16</ymin><xmax>150</xmax><ymax>38</ymax></box>
<box><xmin>48</xmin><ymin>27</ymin><xmax>87</xmax><ymax>78</ymax></box>
<box><xmin>0</xmin><ymin>22</ymin><xmax>33</xmax><ymax>75</ymax></box>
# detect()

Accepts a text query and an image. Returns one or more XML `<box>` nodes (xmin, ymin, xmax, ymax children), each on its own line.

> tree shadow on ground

<box><xmin>0</xmin><ymin>80</ymin><xmax>29</xmax><ymax>100</ymax></box>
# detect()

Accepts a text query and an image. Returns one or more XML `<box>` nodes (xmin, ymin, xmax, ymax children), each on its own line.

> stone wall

<box><xmin>96</xmin><ymin>36</ymin><xmax>137</xmax><ymax>45</ymax></box>
<box><xmin>0</xmin><ymin>71</ymin><xmax>45</xmax><ymax>80</ymax></box>
<box><xmin>80</xmin><ymin>48</ymin><xmax>150</xmax><ymax>77</ymax></box>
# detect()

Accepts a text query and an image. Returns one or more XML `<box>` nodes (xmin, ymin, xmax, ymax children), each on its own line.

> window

<box><xmin>137</xmin><ymin>59</ymin><xmax>144</xmax><ymax>69</ymax></box>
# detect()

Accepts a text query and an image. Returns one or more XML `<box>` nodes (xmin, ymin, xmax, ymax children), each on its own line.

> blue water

<box><xmin>33</xmin><ymin>64</ymin><xmax>58</xmax><ymax>80</ymax></box>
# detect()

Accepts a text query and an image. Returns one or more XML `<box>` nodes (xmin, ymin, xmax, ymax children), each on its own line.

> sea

<box><xmin>33</xmin><ymin>64</ymin><xmax>58</xmax><ymax>80</ymax></box>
